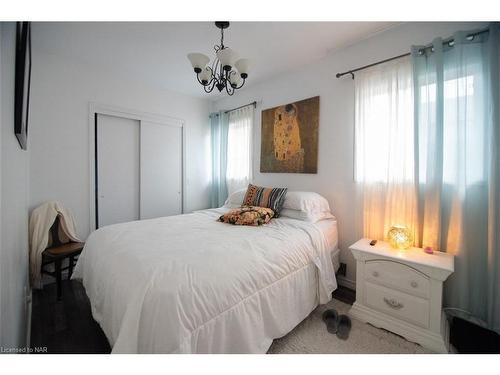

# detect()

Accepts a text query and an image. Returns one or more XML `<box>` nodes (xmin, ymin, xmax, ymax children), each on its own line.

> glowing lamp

<box><xmin>387</xmin><ymin>225</ymin><xmax>413</xmax><ymax>250</ymax></box>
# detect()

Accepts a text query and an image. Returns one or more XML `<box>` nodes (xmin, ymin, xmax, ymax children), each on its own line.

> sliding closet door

<box><xmin>140</xmin><ymin>121</ymin><xmax>183</xmax><ymax>219</ymax></box>
<box><xmin>96</xmin><ymin>114</ymin><xmax>140</xmax><ymax>227</ymax></box>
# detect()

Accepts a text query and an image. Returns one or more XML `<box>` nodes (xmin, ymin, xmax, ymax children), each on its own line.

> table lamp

<box><xmin>387</xmin><ymin>225</ymin><xmax>413</xmax><ymax>250</ymax></box>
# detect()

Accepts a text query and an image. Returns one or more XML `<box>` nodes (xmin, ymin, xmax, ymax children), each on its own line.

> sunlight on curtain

<box><xmin>412</xmin><ymin>25</ymin><xmax>500</xmax><ymax>331</ymax></box>
<box><xmin>354</xmin><ymin>56</ymin><xmax>419</xmax><ymax>243</ymax></box>
<box><xmin>226</xmin><ymin>105</ymin><xmax>253</xmax><ymax>194</ymax></box>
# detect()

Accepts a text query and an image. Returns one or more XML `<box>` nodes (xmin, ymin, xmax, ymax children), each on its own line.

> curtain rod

<box><xmin>335</xmin><ymin>28</ymin><xmax>490</xmax><ymax>79</ymax></box>
<box><xmin>224</xmin><ymin>101</ymin><xmax>257</xmax><ymax>114</ymax></box>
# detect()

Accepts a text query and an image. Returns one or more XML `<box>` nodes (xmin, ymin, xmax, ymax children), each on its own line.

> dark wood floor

<box><xmin>31</xmin><ymin>280</ymin><xmax>355</xmax><ymax>354</ymax></box>
<box><xmin>332</xmin><ymin>285</ymin><xmax>356</xmax><ymax>305</ymax></box>
<box><xmin>31</xmin><ymin>280</ymin><xmax>111</xmax><ymax>353</ymax></box>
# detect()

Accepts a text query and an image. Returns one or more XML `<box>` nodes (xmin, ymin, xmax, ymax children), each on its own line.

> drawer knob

<box><xmin>372</xmin><ymin>271</ymin><xmax>379</xmax><ymax>277</ymax></box>
<box><xmin>383</xmin><ymin>297</ymin><xmax>404</xmax><ymax>310</ymax></box>
<box><xmin>411</xmin><ymin>281</ymin><xmax>418</xmax><ymax>288</ymax></box>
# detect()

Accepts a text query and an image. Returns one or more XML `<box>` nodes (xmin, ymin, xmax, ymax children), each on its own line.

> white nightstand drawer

<box><xmin>365</xmin><ymin>260</ymin><xmax>430</xmax><ymax>299</ymax></box>
<box><xmin>365</xmin><ymin>282</ymin><xmax>430</xmax><ymax>328</ymax></box>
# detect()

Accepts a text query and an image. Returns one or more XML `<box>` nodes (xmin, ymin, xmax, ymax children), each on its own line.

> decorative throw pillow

<box><xmin>218</xmin><ymin>206</ymin><xmax>275</xmax><ymax>226</ymax></box>
<box><xmin>242</xmin><ymin>184</ymin><xmax>288</xmax><ymax>217</ymax></box>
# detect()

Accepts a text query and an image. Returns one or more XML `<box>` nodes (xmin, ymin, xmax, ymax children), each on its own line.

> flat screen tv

<box><xmin>14</xmin><ymin>22</ymin><xmax>31</xmax><ymax>150</ymax></box>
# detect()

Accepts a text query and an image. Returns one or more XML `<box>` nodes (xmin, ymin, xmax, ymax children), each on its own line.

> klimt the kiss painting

<box><xmin>260</xmin><ymin>96</ymin><xmax>319</xmax><ymax>174</ymax></box>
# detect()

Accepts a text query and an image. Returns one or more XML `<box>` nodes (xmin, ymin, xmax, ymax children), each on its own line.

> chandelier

<box><xmin>187</xmin><ymin>21</ymin><xmax>250</xmax><ymax>96</ymax></box>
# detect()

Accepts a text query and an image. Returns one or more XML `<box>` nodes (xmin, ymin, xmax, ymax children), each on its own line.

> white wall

<box><xmin>29</xmin><ymin>25</ymin><xmax>212</xmax><ymax>239</ymax></box>
<box><xmin>213</xmin><ymin>22</ymin><xmax>487</xmax><ymax>288</ymax></box>
<box><xmin>0</xmin><ymin>22</ymin><xmax>30</xmax><ymax>348</ymax></box>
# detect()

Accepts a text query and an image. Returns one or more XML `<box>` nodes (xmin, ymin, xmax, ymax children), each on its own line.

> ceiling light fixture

<box><xmin>187</xmin><ymin>21</ymin><xmax>250</xmax><ymax>96</ymax></box>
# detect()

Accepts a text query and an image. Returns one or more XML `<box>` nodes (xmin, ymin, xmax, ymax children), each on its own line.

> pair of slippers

<box><xmin>322</xmin><ymin>309</ymin><xmax>352</xmax><ymax>340</ymax></box>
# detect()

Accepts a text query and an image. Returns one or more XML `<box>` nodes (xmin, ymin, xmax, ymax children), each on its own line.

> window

<box><xmin>354</xmin><ymin>56</ymin><xmax>415</xmax><ymax>184</ymax></box>
<box><xmin>226</xmin><ymin>106</ymin><xmax>253</xmax><ymax>194</ymax></box>
<box><xmin>418</xmin><ymin>74</ymin><xmax>485</xmax><ymax>185</ymax></box>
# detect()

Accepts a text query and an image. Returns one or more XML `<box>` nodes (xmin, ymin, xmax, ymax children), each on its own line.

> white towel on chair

<box><xmin>29</xmin><ymin>201</ymin><xmax>81</xmax><ymax>289</ymax></box>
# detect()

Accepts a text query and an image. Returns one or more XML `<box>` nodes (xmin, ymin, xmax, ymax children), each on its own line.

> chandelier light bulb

<box><xmin>198</xmin><ymin>67</ymin><xmax>212</xmax><ymax>85</ymax></box>
<box><xmin>228</xmin><ymin>71</ymin><xmax>241</xmax><ymax>87</ymax></box>
<box><xmin>216</xmin><ymin>48</ymin><xmax>237</xmax><ymax>71</ymax></box>
<box><xmin>235</xmin><ymin>58</ymin><xmax>250</xmax><ymax>78</ymax></box>
<box><xmin>187</xmin><ymin>53</ymin><xmax>210</xmax><ymax>73</ymax></box>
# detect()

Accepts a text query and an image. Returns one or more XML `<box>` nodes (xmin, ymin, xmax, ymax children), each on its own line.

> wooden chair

<box><xmin>41</xmin><ymin>217</ymin><xmax>84</xmax><ymax>300</ymax></box>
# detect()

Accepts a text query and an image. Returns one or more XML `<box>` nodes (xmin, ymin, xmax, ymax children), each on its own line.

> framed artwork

<box><xmin>260</xmin><ymin>96</ymin><xmax>319</xmax><ymax>174</ymax></box>
<box><xmin>14</xmin><ymin>22</ymin><xmax>31</xmax><ymax>150</ymax></box>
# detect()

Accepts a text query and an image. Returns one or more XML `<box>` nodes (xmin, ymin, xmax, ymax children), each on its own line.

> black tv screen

<box><xmin>14</xmin><ymin>22</ymin><xmax>31</xmax><ymax>151</ymax></box>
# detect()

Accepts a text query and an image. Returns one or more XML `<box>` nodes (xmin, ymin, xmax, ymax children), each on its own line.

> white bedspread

<box><xmin>72</xmin><ymin>208</ymin><xmax>337</xmax><ymax>353</ymax></box>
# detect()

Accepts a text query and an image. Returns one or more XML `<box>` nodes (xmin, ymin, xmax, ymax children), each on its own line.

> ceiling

<box><xmin>32</xmin><ymin>22</ymin><xmax>399</xmax><ymax>99</ymax></box>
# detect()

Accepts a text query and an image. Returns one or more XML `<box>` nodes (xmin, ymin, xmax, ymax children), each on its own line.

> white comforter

<box><xmin>73</xmin><ymin>208</ymin><xmax>337</xmax><ymax>353</ymax></box>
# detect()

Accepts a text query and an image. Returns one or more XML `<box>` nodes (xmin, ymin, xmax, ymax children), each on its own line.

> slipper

<box><xmin>322</xmin><ymin>309</ymin><xmax>339</xmax><ymax>334</ymax></box>
<box><xmin>336</xmin><ymin>314</ymin><xmax>352</xmax><ymax>340</ymax></box>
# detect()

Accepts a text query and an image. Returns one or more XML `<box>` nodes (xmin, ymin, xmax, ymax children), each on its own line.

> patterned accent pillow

<box><xmin>242</xmin><ymin>184</ymin><xmax>288</xmax><ymax>217</ymax></box>
<box><xmin>218</xmin><ymin>206</ymin><xmax>275</xmax><ymax>226</ymax></box>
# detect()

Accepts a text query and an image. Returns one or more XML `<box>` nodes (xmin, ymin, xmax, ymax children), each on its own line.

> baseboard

<box><xmin>336</xmin><ymin>275</ymin><xmax>356</xmax><ymax>290</ymax></box>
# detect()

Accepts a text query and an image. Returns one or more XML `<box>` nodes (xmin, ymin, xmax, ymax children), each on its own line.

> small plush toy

<box><xmin>424</xmin><ymin>246</ymin><xmax>434</xmax><ymax>254</ymax></box>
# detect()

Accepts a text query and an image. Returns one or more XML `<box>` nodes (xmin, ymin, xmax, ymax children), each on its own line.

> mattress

<box><xmin>73</xmin><ymin>208</ymin><xmax>338</xmax><ymax>353</ymax></box>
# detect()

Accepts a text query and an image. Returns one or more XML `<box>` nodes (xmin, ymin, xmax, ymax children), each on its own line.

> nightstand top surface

<box><xmin>349</xmin><ymin>238</ymin><xmax>454</xmax><ymax>272</ymax></box>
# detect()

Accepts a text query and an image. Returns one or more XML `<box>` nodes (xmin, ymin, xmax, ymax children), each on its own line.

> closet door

<box><xmin>96</xmin><ymin>114</ymin><xmax>140</xmax><ymax>227</ymax></box>
<box><xmin>140</xmin><ymin>121</ymin><xmax>183</xmax><ymax>220</ymax></box>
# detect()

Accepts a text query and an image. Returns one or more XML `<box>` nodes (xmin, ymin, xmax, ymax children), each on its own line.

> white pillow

<box><xmin>223</xmin><ymin>188</ymin><xmax>247</xmax><ymax>208</ymax></box>
<box><xmin>279</xmin><ymin>191</ymin><xmax>334</xmax><ymax>223</ymax></box>
<box><xmin>280</xmin><ymin>208</ymin><xmax>334</xmax><ymax>223</ymax></box>
<box><xmin>282</xmin><ymin>191</ymin><xmax>332</xmax><ymax>213</ymax></box>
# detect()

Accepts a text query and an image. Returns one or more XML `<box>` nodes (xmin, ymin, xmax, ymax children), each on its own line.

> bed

<box><xmin>72</xmin><ymin>206</ymin><xmax>339</xmax><ymax>353</ymax></box>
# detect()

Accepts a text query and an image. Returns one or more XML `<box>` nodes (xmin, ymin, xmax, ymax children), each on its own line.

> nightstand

<box><xmin>349</xmin><ymin>238</ymin><xmax>454</xmax><ymax>353</ymax></box>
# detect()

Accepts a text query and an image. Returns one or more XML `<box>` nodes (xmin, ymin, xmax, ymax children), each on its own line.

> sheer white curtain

<box><xmin>355</xmin><ymin>56</ymin><xmax>419</xmax><ymax>243</ymax></box>
<box><xmin>226</xmin><ymin>105</ymin><xmax>253</xmax><ymax>194</ymax></box>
